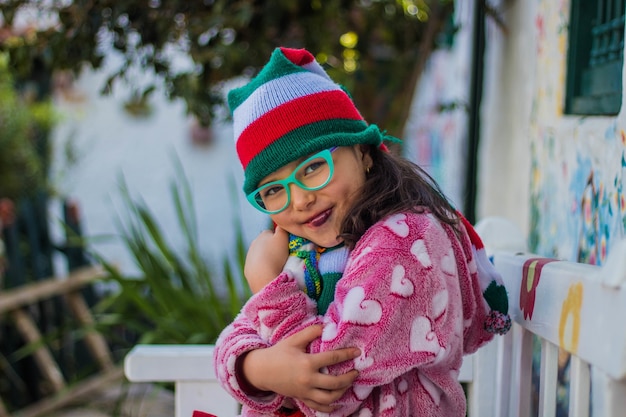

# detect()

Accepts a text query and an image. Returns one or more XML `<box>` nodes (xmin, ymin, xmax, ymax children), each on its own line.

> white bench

<box><xmin>124</xmin><ymin>217</ymin><xmax>626</xmax><ymax>417</ymax></box>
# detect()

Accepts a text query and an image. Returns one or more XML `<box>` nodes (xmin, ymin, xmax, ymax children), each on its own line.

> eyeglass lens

<box><xmin>253</xmin><ymin>153</ymin><xmax>332</xmax><ymax>212</ymax></box>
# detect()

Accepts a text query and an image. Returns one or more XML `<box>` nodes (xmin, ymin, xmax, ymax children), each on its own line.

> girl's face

<box><xmin>266</xmin><ymin>145</ymin><xmax>372</xmax><ymax>248</ymax></box>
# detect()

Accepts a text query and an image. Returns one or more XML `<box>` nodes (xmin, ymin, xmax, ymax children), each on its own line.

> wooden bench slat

<box><xmin>0</xmin><ymin>266</ymin><xmax>105</xmax><ymax>314</ymax></box>
<box><xmin>2</xmin><ymin>265</ymin><xmax>118</xmax><ymax>417</ymax></box>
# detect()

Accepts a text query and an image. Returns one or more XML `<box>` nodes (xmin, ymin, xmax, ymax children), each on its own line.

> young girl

<box><xmin>212</xmin><ymin>47</ymin><xmax>510</xmax><ymax>417</ymax></box>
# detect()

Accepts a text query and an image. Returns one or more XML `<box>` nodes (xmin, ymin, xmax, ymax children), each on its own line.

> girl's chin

<box><xmin>312</xmin><ymin>236</ymin><xmax>344</xmax><ymax>249</ymax></box>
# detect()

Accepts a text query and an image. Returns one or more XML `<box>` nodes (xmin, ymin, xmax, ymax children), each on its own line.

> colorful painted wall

<box><xmin>408</xmin><ymin>0</ymin><xmax>626</xmax><ymax>265</ymax></box>
<box><xmin>522</xmin><ymin>0</ymin><xmax>626</xmax><ymax>264</ymax></box>
<box><xmin>406</xmin><ymin>2</ymin><xmax>626</xmax><ymax>413</ymax></box>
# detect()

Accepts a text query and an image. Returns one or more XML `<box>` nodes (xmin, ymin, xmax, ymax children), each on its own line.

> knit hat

<box><xmin>228</xmin><ymin>47</ymin><xmax>384</xmax><ymax>194</ymax></box>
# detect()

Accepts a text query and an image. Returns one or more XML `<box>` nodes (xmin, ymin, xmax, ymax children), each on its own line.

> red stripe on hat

<box><xmin>237</xmin><ymin>90</ymin><xmax>362</xmax><ymax>168</ymax></box>
<box><xmin>280</xmin><ymin>47</ymin><xmax>315</xmax><ymax>66</ymax></box>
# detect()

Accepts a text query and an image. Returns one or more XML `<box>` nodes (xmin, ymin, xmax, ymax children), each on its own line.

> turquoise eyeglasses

<box><xmin>247</xmin><ymin>147</ymin><xmax>338</xmax><ymax>214</ymax></box>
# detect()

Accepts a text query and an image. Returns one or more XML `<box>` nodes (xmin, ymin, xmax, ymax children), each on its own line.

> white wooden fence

<box><xmin>124</xmin><ymin>217</ymin><xmax>626</xmax><ymax>417</ymax></box>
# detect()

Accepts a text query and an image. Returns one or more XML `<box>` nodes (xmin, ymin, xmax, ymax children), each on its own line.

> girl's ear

<box><xmin>358</xmin><ymin>144</ymin><xmax>373</xmax><ymax>168</ymax></box>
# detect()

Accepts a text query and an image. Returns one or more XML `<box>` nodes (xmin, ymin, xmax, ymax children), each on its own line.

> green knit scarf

<box><xmin>286</xmin><ymin>234</ymin><xmax>350</xmax><ymax>314</ymax></box>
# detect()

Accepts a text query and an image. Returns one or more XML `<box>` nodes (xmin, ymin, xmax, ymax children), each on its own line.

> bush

<box><xmin>94</xmin><ymin>161</ymin><xmax>250</xmax><ymax>348</ymax></box>
<box><xmin>0</xmin><ymin>53</ymin><xmax>55</xmax><ymax>200</ymax></box>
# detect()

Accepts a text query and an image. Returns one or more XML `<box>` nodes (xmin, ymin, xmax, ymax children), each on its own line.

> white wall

<box><xmin>477</xmin><ymin>0</ymin><xmax>535</xmax><ymax>237</ymax></box>
<box><xmin>49</xmin><ymin>60</ymin><xmax>266</xmax><ymax>280</ymax></box>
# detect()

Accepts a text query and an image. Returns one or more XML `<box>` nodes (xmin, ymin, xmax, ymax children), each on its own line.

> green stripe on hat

<box><xmin>228</xmin><ymin>48</ymin><xmax>310</xmax><ymax>111</ymax></box>
<box><xmin>243</xmin><ymin>121</ymin><xmax>382</xmax><ymax>194</ymax></box>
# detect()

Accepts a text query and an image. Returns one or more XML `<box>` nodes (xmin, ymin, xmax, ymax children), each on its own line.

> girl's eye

<box><xmin>303</xmin><ymin>160</ymin><xmax>326</xmax><ymax>175</ymax></box>
<box><xmin>262</xmin><ymin>185</ymin><xmax>284</xmax><ymax>198</ymax></box>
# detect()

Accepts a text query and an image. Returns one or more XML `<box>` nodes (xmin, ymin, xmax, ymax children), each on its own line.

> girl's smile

<box><xmin>306</xmin><ymin>208</ymin><xmax>332</xmax><ymax>228</ymax></box>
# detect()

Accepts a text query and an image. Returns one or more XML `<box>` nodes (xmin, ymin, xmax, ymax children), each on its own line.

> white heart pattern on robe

<box><xmin>322</xmin><ymin>321</ymin><xmax>338</xmax><ymax>341</ymax></box>
<box><xmin>418</xmin><ymin>371</ymin><xmax>443</xmax><ymax>405</ymax></box>
<box><xmin>384</xmin><ymin>213</ymin><xmax>409</xmax><ymax>237</ymax></box>
<box><xmin>354</xmin><ymin>350</ymin><xmax>374</xmax><ymax>370</ymax></box>
<box><xmin>397</xmin><ymin>378</ymin><xmax>409</xmax><ymax>394</ymax></box>
<box><xmin>390</xmin><ymin>264</ymin><xmax>414</xmax><ymax>297</ymax></box>
<box><xmin>410</xmin><ymin>239</ymin><xmax>432</xmax><ymax>268</ymax></box>
<box><xmin>380</xmin><ymin>394</ymin><xmax>396</xmax><ymax>411</ymax></box>
<box><xmin>353</xmin><ymin>384</ymin><xmax>373</xmax><ymax>400</ymax></box>
<box><xmin>348</xmin><ymin>245</ymin><xmax>373</xmax><ymax>270</ymax></box>
<box><xmin>440</xmin><ymin>247</ymin><xmax>457</xmax><ymax>276</ymax></box>
<box><xmin>410</xmin><ymin>316</ymin><xmax>441</xmax><ymax>354</ymax></box>
<box><xmin>342</xmin><ymin>286</ymin><xmax>382</xmax><ymax>325</ymax></box>
<box><xmin>431</xmin><ymin>289</ymin><xmax>448</xmax><ymax>319</ymax></box>
<box><xmin>357</xmin><ymin>409</ymin><xmax>373</xmax><ymax>417</ymax></box>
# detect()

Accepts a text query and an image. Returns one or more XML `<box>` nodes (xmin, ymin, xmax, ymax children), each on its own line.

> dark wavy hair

<box><xmin>338</xmin><ymin>145</ymin><xmax>460</xmax><ymax>248</ymax></box>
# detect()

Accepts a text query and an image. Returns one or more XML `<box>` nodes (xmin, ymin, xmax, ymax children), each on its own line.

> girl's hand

<box><xmin>242</xmin><ymin>325</ymin><xmax>360</xmax><ymax>412</ymax></box>
<box><xmin>245</xmin><ymin>226</ymin><xmax>290</xmax><ymax>293</ymax></box>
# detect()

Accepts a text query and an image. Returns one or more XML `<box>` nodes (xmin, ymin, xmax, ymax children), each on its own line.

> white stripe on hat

<box><xmin>232</xmin><ymin>71</ymin><xmax>342</xmax><ymax>142</ymax></box>
<box><xmin>301</xmin><ymin>60</ymin><xmax>333</xmax><ymax>80</ymax></box>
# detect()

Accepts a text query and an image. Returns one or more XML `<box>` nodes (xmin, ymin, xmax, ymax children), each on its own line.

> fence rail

<box><xmin>0</xmin><ymin>266</ymin><xmax>121</xmax><ymax>417</ymax></box>
<box><xmin>0</xmin><ymin>197</ymin><xmax>118</xmax><ymax>416</ymax></box>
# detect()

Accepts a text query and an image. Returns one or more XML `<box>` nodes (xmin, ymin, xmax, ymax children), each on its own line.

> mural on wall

<box><xmin>528</xmin><ymin>1</ymin><xmax>626</xmax><ymax>416</ymax></box>
<box><xmin>530</xmin><ymin>114</ymin><xmax>626</xmax><ymax>266</ymax></box>
<box><xmin>528</xmin><ymin>0</ymin><xmax>626</xmax><ymax>265</ymax></box>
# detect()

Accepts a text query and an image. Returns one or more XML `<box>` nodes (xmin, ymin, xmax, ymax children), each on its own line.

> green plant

<box><xmin>1</xmin><ymin>1</ymin><xmax>453</xmax><ymax>133</ymax></box>
<box><xmin>95</xmin><ymin>159</ymin><xmax>250</xmax><ymax>347</ymax></box>
<box><xmin>0</xmin><ymin>52</ymin><xmax>56</xmax><ymax>199</ymax></box>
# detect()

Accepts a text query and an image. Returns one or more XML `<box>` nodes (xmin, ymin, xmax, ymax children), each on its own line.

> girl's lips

<box><xmin>307</xmin><ymin>208</ymin><xmax>332</xmax><ymax>227</ymax></box>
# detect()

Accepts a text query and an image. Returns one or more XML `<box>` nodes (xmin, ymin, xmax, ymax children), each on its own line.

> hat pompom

<box><xmin>485</xmin><ymin>310</ymin><xmax>512</xmax><ymax>335</ymax></box>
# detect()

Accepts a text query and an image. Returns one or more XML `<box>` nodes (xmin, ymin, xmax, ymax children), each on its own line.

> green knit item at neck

<box><xmin>317</xmin><ymin>272</ymin><xmax>342</xmax><ymax>315</ymax></box>
<box><xmin>288</xmin><ymin>234</ymin><xmax>349</xmax><ymax>315</ymax></box>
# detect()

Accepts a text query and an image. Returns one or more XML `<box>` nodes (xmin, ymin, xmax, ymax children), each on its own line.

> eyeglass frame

<box><xmin>246</xmin><ymin>146</ymin><xmax>339</xmax><ymax>214</ymax></box>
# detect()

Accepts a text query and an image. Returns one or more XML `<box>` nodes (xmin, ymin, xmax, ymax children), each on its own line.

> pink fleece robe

<box><xmin>214</xmin><ymin>212</ymin><xmax>495</xmax><ymax>417</ymax></box>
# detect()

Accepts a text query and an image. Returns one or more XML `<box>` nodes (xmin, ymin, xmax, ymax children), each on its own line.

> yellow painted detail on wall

<box><xmin>558</xmin><ymin>282</ymin><xmax>583</xmax><ymax>354</ymax></box>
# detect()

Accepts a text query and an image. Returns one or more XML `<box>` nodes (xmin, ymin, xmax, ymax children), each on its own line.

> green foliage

<box><xmin>0</xmin><ymin>0</ymin><xmax>453</xmax><ymax>132</ymax></box>
<box><xmin>95</xmin><ymin>161</ymin><xmax>250</xmax><ymax>345</ymax></box>
<box><xmin>0</xmin><ymin>53</ymin><xmax>56</xmax><ymax>199</ymax></box>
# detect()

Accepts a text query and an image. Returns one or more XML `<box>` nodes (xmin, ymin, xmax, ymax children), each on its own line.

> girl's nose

<box><xmin>289</xmin><ymin>184</ymin><xmax>315</xmax><ymax>211</ymax></box>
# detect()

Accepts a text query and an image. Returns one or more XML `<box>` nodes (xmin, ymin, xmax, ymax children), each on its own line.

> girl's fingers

<box><xmin>300</xmin><ymin>398</ymin><xmax>336</xmax><ymax>413</ymax></box>
<box><xmin>287</xmin><ymin>324</ymin><xmax>323</xmax><ymax>346</ymax></box>
<box><xmin>302</xmin><ymin>384</ymin><xmax>353</xmax><ymax>412</ymax></box>
<box><xmin>313</xmin><ymin>369</ymin><xmax>359</xmax><ymax>391</ymax></box>
<box><xmin>311</xmin><ymin>347</ymin><xmax>361</xmax><ymax>369</ymax></box>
